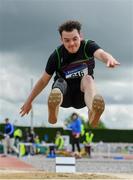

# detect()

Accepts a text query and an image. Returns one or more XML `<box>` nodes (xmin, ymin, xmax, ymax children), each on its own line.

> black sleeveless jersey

<box><xmin>45</xmin><ymin>40</ymin><xmax>101</xmax><ymax>81</ymax></box>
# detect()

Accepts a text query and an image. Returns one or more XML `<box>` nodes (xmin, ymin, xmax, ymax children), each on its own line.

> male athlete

<box><xmin>20</xmin><ymin>20</ymin><xmax>120</xmax><ymax>127</ymax></box>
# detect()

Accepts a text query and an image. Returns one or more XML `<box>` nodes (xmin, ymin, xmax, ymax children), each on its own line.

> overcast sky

<box><xmin>0</xmin><ymin>0</ymin><xmax>133</xmax><ymax>129</ymax></box>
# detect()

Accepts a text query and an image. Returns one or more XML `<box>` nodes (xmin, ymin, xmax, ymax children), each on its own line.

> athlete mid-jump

<box><xmin>20</xmin><ymin>20</ymin><xmax>120</xmax><ymax>127</ymax></box>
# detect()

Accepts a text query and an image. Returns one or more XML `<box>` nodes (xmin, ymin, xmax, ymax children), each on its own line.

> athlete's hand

<box><xmin>20</xmin><ymin>102</ymin><xmax>32</xmax><ymax>117</ymax></box>
<box><xmin>94</xmin><ymin>49</ymin><xmax>120</xmax><ymax>68</ymax></box>
<box><xmin>106</xmin><ymin>58</ymin><xmax>120</xmax><ymax>68</ymax></box>
<box><xmin>75</xmin><ymin>133</ymin><xmax>80</xmax><ymax>138</ymax></box>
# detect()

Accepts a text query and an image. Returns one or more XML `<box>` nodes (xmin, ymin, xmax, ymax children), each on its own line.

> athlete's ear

<box><xmin>60</xmin><ymin>36</ymin><xmax>63</xmax><ymax>43</ymax></box>
<box><xmin>80</xmin><ymin>33</ymin><xmax>84</xmax><ymax>40</ymax></box>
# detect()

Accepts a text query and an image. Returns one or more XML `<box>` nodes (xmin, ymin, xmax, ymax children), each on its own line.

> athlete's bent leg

<box><xmin>80</xmin><ymin>75</ymin><xmax>105</xmax><ymax>127</ymax></box>
<box><xmin>48</xmin><ymin>78</ymin><xmax>67</xmax><ymax>124</ymax></box>
<box><xmin>80</xmin><ymin>75</ymin><xmax>97</xmax><ymax>109</ymax></box>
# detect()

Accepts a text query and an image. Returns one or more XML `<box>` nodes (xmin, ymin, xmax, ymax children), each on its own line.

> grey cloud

<box><xmin>0</xmin><ymin>0</ymin><xmax>132</xmax><ymax>79</ymax></box>
<box><xmin>0</xmin><ymin>0</ymin><xmax>132</xmax><ymax>52</ymax></box>
<box><xmin>105</xmin><ymin>95</ymin><xmax>133</xmax><ymax>105</ymax></box>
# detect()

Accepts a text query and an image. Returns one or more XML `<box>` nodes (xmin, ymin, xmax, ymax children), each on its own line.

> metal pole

<box><xmin>30</xmin><ymin>78</ymin><xmax>33</xmax><ymax>130</ymax></box>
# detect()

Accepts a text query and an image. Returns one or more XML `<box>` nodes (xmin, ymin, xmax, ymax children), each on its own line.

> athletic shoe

<box><xmin>48</xmin><ymin>90</ymin><xmax>62</xmax><ymax>124</ymax></box>
<box><xmin>89</xmin><ymin>94</ymin><xmax>105</xmax><ymax>128</ymax></box>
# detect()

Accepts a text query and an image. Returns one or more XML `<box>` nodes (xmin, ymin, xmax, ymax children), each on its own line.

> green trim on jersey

<box><xmin>55</xmin><ymin>48</ymin><xmax>61</xmax><ymax>70</ymax></box>
<box><xmin>84</xmin><ymin>40</ymin><xmax>91</xmax><ymax>59</ymax></box>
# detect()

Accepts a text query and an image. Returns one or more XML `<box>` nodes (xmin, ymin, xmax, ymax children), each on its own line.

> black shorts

<box><xmin>52</xmin><ymin>78</ymin><xmax>85</xmax><ymax>109</ymax></box>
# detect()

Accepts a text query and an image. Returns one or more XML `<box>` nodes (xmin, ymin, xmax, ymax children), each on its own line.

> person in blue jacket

<box><xmin>68</xmin><ymin>113</ymin><xmax>82</xmax><ymax>153</ymax></box>
<box><xmin>2</xmin><ymin>118</ymin><xmax>19</xmax><ymax>157</ymax></box>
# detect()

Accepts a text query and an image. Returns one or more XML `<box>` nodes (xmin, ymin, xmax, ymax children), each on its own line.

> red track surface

<box><xmin>0</xmin><ymin>155</ymin><xmax>35</xmax><ymax>170</ymax></box>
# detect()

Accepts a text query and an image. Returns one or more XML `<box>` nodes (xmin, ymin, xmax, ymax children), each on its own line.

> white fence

<box><xmin>90</xmin><ymin>142</ymin><xmax>133</xmax><ymax>158</ymax></box>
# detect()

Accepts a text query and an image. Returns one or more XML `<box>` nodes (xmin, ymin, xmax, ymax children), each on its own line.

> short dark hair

<box><xmin>58</xmin><ymin>20</ymin><xmax>82</xmax><ymax>36</ymax></box>
<box><xmin>5</xmin><ymin>118</ymin><xmax>9</xmax><ymax>122</ymax></box>
<box><xmin>71</xmin><ymin>112</ymin><xmax>78</xmax><ymax>119</ymax></box>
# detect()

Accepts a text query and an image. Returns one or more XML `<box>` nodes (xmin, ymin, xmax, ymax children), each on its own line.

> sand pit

<box><xmin>0</xmin><ymin>170</ymin><xmax>133</xmax><ymax>179</ymax></box>
<box><xmin>0</xmin><ymin>155</ymin><xmax>133</xmax><ymax>179</ymax></box>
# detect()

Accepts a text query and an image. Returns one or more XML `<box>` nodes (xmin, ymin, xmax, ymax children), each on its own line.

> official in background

<box><xmin>83</xmin><ymin>130</ymin><xmax>94</xmax><ymax>157</ymax></box>
<box><xmin>55</xmin><ymin>131</ymin><xmax>64</xmax><ymax>150</ymax></box>
<box><xmin>68</xmin><ymin>113</ymin><xmax>82</xmax><ymax>153</ymax></box>
<box><xmin>2</xmin><ymin>118</ymin><xmax>19</xmax><ymax>157</ymax></box>
<box><xmin>14</xmin><ymin>128</ymin><xmax>23</xmax><ymax>147</ymax></box>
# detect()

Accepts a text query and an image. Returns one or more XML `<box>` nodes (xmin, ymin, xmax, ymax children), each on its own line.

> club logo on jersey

<box><xmin>63</xmin><ymin>63</ymin><xmax>88</xmax><ymax>79</ymax></box>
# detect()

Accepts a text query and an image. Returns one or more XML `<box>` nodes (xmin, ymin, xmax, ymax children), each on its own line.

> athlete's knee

<box><xmin>82</xmin><ymin>75</ymin><xmax>93</xmax><ymax>84</ymax></box>
<box><xmin>53</xmin><ymin>78</ymin><xmax>67</xmax><ymax>95</ymax></box>
<box><xmin>81</xmin><ymin>75</ymin><xmax>94</xmax><ymax>91</ymax></box>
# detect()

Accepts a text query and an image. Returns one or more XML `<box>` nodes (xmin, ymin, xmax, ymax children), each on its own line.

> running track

<box><xmin>0</xmin><ymin>155</ymin><xmax>35</xmax><ymax>170</ymax></box>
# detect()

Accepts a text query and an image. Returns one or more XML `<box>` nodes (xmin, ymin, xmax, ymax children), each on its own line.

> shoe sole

<box><xmin>48</xmin><ymin>92</ymin><xmax>62</xmax><ymax>124</ymax></box>
<box><xmin>89</xmin><ymin>95</ymin><xmax>105</xmax><ymax>127</ymax></box>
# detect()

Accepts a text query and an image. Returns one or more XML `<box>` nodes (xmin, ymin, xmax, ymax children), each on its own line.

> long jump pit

<box><xmin>0</xmin><ymin>156</ymin><xmax>133</xmax><ymax>179</ymax></box>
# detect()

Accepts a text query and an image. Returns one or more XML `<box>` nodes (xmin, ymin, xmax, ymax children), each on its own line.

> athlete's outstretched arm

<box><xmin>94</xmin><ymin>49</ymin><xmax>120</xmax><ymax>68</ymax></box>
<box><xmin>20</xmin><ymin>71</ymin><xmax>52</xmax><ymax>117</ymax></box>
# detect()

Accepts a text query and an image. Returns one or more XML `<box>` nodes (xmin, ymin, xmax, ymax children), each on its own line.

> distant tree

<box><xmin>87</xmin><ymin>119</ymin><xmax>107</xmax><ymax>129</ymax></box>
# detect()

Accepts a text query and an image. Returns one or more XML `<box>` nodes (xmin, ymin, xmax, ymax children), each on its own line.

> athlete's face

<box><xmin>61</xmin><ymin>29</ymin><xmax>82</xmax><ymax>54</ymax></box>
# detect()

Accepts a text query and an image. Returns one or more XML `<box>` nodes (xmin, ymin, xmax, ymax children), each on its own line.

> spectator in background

<box><xmin>14</xmin><ymin>128</ymin><xmax>23</xmax><ymax>148</ymax></box>
<box><xmin>2</xmin><ymin>118</ymin><xmax>19</xmax><ymax>157</ymax></box>
<box><xmin>34</xmin><ymin>134</ymin><xmax>40</xmax><ymax>144</ymax></box>
<box><xmin>68</xmin><ymin>113</ymin><xmax>82</xmax><ymax>154</ymax></box>
<box><xmin>34</xmin><ymin>134</ymin><xmax>40</xmax><ymax>154</ymax></box>
<box><xmin>83</xmin><ymin>130</ymin><xmax>94</xmax><ymax>157</ymax></box>
<box><xmin>55</xmin><ymin>131</ymin><xmax>64</xmax><ymax>150</ymax></box>
<box><xmin>43</xmin><ymin>134</ymin><xmax>49</xmax><ymax>143</ymax></box>
<box><xmin>24</xmin><ymin>128</ymin><xmax>35</xmax><ymax>143</ymax></box>
<box><xmin>23</xmin><ymin>128</ymin><xmax>35</xmax><ymax>155</ymax></box>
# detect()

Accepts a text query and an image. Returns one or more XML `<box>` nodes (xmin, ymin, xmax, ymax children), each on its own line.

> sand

<box><xmin>0</xmin><ymin>170</ymin><xmax>133</xmax><ymax>179</ymax></box>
